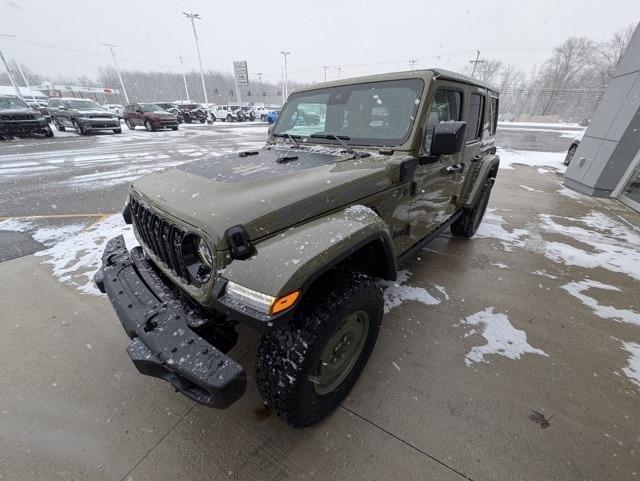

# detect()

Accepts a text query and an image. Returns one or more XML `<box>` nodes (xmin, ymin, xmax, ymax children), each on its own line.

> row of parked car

<box><xmin>0</xmin><ymin>94</ymin><xmax>281</xmax><ymax>139</ymax></box>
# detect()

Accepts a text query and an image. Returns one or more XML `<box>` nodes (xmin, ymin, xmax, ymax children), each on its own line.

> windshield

<box><xmin>0</xmin><ymin>97</ymin><xmax>30</xmax><ymax>110</ymax></box>
<box><xmin>140</xmin><ymin>103</ymin><xmax>165</xmax><ymax>112</ymax></box>
<box><xmin>272</xmin><ymin>79</ymin><xmax>424</xmax><ymax>147</ymax></box>
<box><xmin>66</xmin><ymin>99</ymin><xmax>101</xmax><ymax>110</ymax></box>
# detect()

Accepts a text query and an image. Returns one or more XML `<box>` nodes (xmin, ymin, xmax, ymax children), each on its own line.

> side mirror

<box><xmin>430</xmin><ymin>121</ymin><xmax>466</xmax><ymax>156</ymax></box>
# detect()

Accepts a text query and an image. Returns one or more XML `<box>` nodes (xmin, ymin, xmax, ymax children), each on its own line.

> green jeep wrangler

<box><xmin>96</xmin><ymin>69</ymin><xmax>499</xmax><ymax>427</ymax></box>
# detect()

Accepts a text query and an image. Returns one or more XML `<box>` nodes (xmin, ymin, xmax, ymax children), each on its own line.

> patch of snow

<box><xmin>557</xmin><ymin>186</ymin><xmax>586</xmax><ymax>200</ymax></box>
<box><xmin>519</xmin><ymin>185</ymin><xmax>545</xmax><ymax>193</ymax></box>
<box><xmin>491</xmin><ymin>263</ymin><xmax>509</xmax><ymax>269</ymax></box>
<box><xmin>461</xmin><ymin>307</ymin><xmax>548</xmax><ymax>366</ymax></box>
<box><xmin>561</xmin><ymin>280</ymin><xmax>640</xmax><ymax>326</ymax></box>
<box><xmin>0</xmin><ymin>218</ymin><xmax>86</xmax><ymax>246</ymax></box>
<box><xmin>35</xmin><ymin>215</ymin><xmax>138</xmax><ymax>295</ymax></box>
<box><xmin>539</xmin><ymin>212</ymin><xmax>640</xmax><ymax>281</ymax></box>
<box><xmin>621</xmin><ymin>342</ymin><xmax>640</xmax><ymax>388</ymax></box>
<box><xmin>497</xmin><ymin>148</ymin><xmax>566</xmax><ymax>172</ymax></box>
<box><xmin>475</xmin><ymin>208</ymin><xmax>529</xmax><ymax>251</ymax></box>
<box><xmin>381</xmin><ymin>270</ymin><xmax>440</xmax><ymax>313</ymax></box>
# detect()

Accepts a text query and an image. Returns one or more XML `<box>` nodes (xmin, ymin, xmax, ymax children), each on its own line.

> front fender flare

<box><xmin>220</xmin><ymin>206</ymin><xmax>396</xmax><ymax>299</ymax></box>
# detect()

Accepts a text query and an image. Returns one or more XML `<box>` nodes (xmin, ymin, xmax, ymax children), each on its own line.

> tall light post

<box><xmin>322</xmin><ymin>65</ymin><xmax>329</xmax><ymax>82</ymax></box>
<box><xmin>183</xmin><ymin>12</ymin><xmax>209</xmax><ymax>116</ymax></box>
<box><xmin>0</xmin><ymin>33</ymin><xmax>22</xmax><ymax>99</ymax></box>
<box><xmin>409</xmin><ymin>59</ymin><xmax>418</xmax><ymax>70</ymax></box>
<box><xmin>280</xmin><ymin>50</ymin><xmax>290</xmax><ymax>103</ymax></box>
<box><xmin>177</xmin><ymin>54</ymin><xmax>190</xmax><ymax>101</ymax></box>
<box><xmin>14</xmin><ymin>60</ymin><xmax>37</xmax><ymax>103</ymax></box>
<box><xmin>336</xmin><ymin>66</ymin><xmax>342</xmax><ymax>80</ymax></box>
<box><xmin>103</xmin><ymin>43</ymin><xmax>130</xmax><ymax>104</ymax></box>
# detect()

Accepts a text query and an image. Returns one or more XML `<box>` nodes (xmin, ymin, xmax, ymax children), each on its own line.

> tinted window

<box><xmin>490</xmin><ymin>97</ymin><xmax>498</xmax><ymax>136</ymax></box>
<box><xmin>423</xmin><ymin>89</ymin><xmax>462</xmax><ymax>154</ymax></box>
<box><xmin>466</xmin><ymin>94</ymin><xmax>485</xmax><ymax>141</ymax></box>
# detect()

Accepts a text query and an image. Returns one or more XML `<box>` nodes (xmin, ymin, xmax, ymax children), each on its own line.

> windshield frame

<box><xmin>65</xmin><ymin>99</ymin><xmax>102</xmax><ymax>110</ymax></box>
<box><xmin>271</xmin><ymin>78</ymin><xmax>425</xmax><ymax>149</ymax></box>
<box><xmin>0</xmin><ymin>96</ymin><xmax>31</xmax><ymax>110</ymax></box>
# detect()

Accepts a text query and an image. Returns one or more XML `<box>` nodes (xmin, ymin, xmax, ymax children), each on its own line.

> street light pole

<box><xmin>14</xmin><ymin>60</ymin><xmax>37</xmax><ymax>103</ymax></box>
<box><xmin>103</xmin><ymin>43</ymin><xmax>130</xmax><ymax>104</ymax></box>
<box><xmin>177</xmin><ymin>54</ymin><xmax>190</xmax><ymax>101</ymax></box>
<box><xmin>280</xmin><ymin>50</ymin><xmax>290</xmax><ymax>102</ymax></box>
<box><xmin>322</xmin><ymin>65</ymin><xmax>329</xmax><ymax>82</ymax></box>
<box><xmin>336</xmin><ymin>66</ymin><xmax>342</xmax><ymax>79</ymax></box>
<box><xmin>183</xmin><ymin>12</ymin><xmax>209</xmax><ymax>117</ymax></box>
<box><xmin>409</xmin><ymin>59</ymin><xmax>418</xmax><ymax>70</ymax></box>
<box><xmin>0</xmin><ymin>33</ymin><xmax>22</xmax><ymax>99</ymax></box>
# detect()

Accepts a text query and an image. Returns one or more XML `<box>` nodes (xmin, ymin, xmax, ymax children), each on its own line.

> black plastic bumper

<box><xmin>97</xmin><ymin>235</ymin><xmax>246</xmax><ymax>408</ymax></box>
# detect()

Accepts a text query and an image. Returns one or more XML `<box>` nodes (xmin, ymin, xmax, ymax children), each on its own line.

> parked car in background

<box><xmin>211</xmin><ymin>105</ymin><xmax>245</xmax><ymax>122</ymax></box>
<box><xmin>251</xmin><ymin>106</ymin><xmax>270</xmax><ymax>121</ymax></box>
<box><xmin>0</xmin><ymin>95</ymin><xmax>53</xmax><ymax>139</ymax></box>
<box><xmin>48</xmin><ymin>98</ymin><xmax>121</xmax><ymax>135</ymax></box>
<box><xmin>154</xmin><ymin>102</ymin><xmax>185</xmax><ymax>123</ymax></box>
<box><xmin>25</xmin><ymin>99</ymin><xmax>51</xmax><ymax>122</ymax></box>
<box><xmin>123</xmin><ymin>103</ymin><xmax>179</xmax><ymax>131</ymax></box>
<box><xmin>564</xmin><ymin>130</ymin><xmax>585</xmax><ymax>166</ymax></box>
<box><xmin>266</xmin><ymin>109</ymin><xmax>280</xmax><ymax>124</ymax></box>
<box><xmin>240</xmin><ymin>106</ymin><xmax>256</xmax><ymax>121</ymax></box>
<box><xmin>103</xmin><ymin>104</ymin><xmax>124</xmax><ymax>119</ymax></box>
<box><xmin>174</xmin><ymin>102</ymin><xmax>208</xmax><ymax>123</ymax></box>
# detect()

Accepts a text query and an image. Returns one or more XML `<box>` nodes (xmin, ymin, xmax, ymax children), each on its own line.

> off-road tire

<box><xmin>256</xmin><ymin>271</ymin><xmax>383</xmax><ymax>428</ymax></box>
<box><xmin>451</xmin><ymin>177</ymin><xmax>494</xmax><ymax>238</ymax></box>
<box><xmin>260</xmin><ymin>114</ymin><xmax>267</xmax><ymax>122</ymax></box>
<box><xmin>226</xmin><ymin>114</ymin><xmax>232</xmax><ymax>122</ymax></box>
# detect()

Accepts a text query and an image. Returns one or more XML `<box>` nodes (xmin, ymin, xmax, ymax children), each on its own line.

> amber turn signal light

<box><xmin>269</xmin><ymin>290</ymin><xmax>300</xmax><ymax>315</ymax></box>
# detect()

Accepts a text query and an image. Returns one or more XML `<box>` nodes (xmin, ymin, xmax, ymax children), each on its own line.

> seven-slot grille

<box><xmin>129</xmin><ymin>197</ymin><xmax>190</xmax><ymax>282</ymax></box>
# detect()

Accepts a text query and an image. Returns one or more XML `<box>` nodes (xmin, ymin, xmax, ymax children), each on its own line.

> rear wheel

<box><xmin>226</xmin><ymin>114</ymin><xmax>232</xmax><ymax>122</ymax></box>
<box><xmin>261</xmin><ymin>114</ymin><xmax>267</xmax><ymax>122</ymax></box>
<box><xmin>171</xmin><ymin>126</ymin><xmax>178</xmax><ymax>131</ymax></box>
<box><xmin>256</xmin><ymin>271</ymin><xmax>383</xmax><ymax>428</ymax></box>
<box><xmin>451</xmin><ymin>177</ymin><xmax>494</xmax><ymax>238</ymax></box>
<box><xmin>45</xmin><ymin>124</ymin><xmax>54</xmax><ymax>137</ymax></box>
<box><xmin>113</xmin><ymin>128</ymin><xmax>122</xmax><ymax>134</ymax></box>
<box><xmin>54</xmin><ymin>118</ymin><xmax>65</xmax><ymax>132</ymax></box>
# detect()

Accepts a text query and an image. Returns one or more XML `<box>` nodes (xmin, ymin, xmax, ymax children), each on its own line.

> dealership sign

<box><xmin>233</xmin><ymin>61</ymin><xmax>249</xmax><ymax>86</ymax></box>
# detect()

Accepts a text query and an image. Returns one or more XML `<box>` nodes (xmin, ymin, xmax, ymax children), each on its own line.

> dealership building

<box><xmin>564</xmin><ymin>24</ymin><xmax>640</xmax><ymax>212</ymax></box>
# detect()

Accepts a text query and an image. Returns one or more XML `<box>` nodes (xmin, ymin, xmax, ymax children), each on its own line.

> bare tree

<box><xmin>592</xmin><ymin>23</ymin><xmax>637</xmax><ymax>86</ymax></box>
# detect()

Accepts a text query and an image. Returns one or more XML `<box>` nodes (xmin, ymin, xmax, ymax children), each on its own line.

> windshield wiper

<box><xmin>272</xmin><ymin>133</ymin><xmax>301</xmax><ymax>147</ymax></box>
<box><xmin>310</xmin><ymin>133</ymin><xmax>370</xmax><ymax>159</ymax></box>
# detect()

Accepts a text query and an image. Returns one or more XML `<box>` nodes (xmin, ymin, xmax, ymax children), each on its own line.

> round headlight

<box><xmin>197</xmin><ymin>238</ymin><xmax>214</xmax><ymax>267</ymax></box>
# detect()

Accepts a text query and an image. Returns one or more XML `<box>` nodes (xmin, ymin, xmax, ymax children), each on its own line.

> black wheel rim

<box><xmin>312</xmin><ymin>310</ymin><xmax>370</xmax><ymax>395</ymax></box>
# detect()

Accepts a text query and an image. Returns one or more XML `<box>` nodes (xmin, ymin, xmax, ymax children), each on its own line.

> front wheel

<box><xmin>261</xmin><ymin>114</ymin><xmax>267</xmax><ymax>122</ymax></box>
<box><xmin>144</xmin><ymin>120</ymin><xmax>154</xmax><ymax>131</ymax></box>
<box><xmin>44</xmin><ymin>124</ymin><xmax>54</xmax><ymax>137</ymax></box>
<box><xmin>73</xmin><ymin>120</ymin><xmax>85</xmax><ymax>135</ymax></box>
<box><xmin>113</xmin><ymin>128</ymin><xmax>122</xmax><ymax>134</ymax></box>
<box><xmin>256</xmin><ymin>271</ymin><xmax>383</xmax><ymax>428</ymax></box>
<box><xmin>451</xmin><ymin>177</ymin><xmax>494</xmax><ymax>238</ymax></box>
<box><xmin>226</xmin><ymin>114</ymin><xmax>232</xmax><ymax>122</ymax></box>
<box><xmin>125</xmin><ymin>119</ymin><xmax>135</xmax><ymax>130</ymax></box>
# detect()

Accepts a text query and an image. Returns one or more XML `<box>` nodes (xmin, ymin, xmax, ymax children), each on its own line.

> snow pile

<box><xmin>475</xmin><ymin>208</ymin><xmax>529</xmax><ymax>251</ymax></box>
<box><xmin>460</xmin><ymin>307</ymin><xmax>548</xmax><ymax>366</ymax></box>
<box><xmin>621</xmin><ymin>342</ymin><xmax>640</xmax><ymax>388</ymax></box>
<box><xmin>561</xmin><ymin>280</ymin><xmax>640</xmax><ymax>326</ymax></box>
<box><xmin>35</xmin><ymin>215</ymin><xmax>138</xmax><ymax>295</ymax></box>
<box><xmin>0</xmin><ymin>218</ymin><xmax>86</xmax><ymax>246</ymax></box>
<box><xmin>497</xmin><ymin>148</ymin><xmax>566</xmax><ymax>172</ymax></box>
<box><xmin>539</xmin><ymin>211</ymin><xmax>640</xmax><ymax>281</ymax></box>
<box><xmin>381</xmin><ymin>270</ymin><xmax>441</xmax><ymax>313</ymax></box>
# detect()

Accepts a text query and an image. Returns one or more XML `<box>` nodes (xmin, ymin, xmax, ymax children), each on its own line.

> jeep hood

<box><xmin>130</xmin><ymin>147</ymin><xmax>393</xmax><ymax>251</ymax></box>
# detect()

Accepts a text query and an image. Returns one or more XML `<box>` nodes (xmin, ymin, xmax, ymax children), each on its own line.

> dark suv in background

<box><xmin>48</xmin><ymin>98</ymin><xmax>121</xmax><ymax>135</ymax></box>
<box><xmin>0</xmin><ymin>95</ymin><xmax>53</xmax><ymax>140</ymax></box>
<box><xmin>123</xmin><ymin>103</ymin><xmax>179</xmax><ymax>131</ymax></box>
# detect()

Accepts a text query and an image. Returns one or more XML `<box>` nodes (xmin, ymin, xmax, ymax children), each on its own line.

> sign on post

<box><xmin>233</xmin><ymin>61</ymin><xmax>249</xmax><ymax>86</ymax></box>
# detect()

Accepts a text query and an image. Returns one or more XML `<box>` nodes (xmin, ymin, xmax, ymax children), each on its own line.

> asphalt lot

<box><xmin>1</xmin><ymin>121</ymin><xmax>639</xmax><ymax>481</ymax></box>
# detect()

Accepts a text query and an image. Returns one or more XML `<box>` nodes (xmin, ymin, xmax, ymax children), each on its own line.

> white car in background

<box><xmin>211</xmin><ymin>105</ymin><xmax>245</xmax><ymax>122</ymax></box>
<box><xmin>103</xmin><ymin>104</ymin><xmax>124</xmax><ymax>119</ymax></box>
<box><xmin>564</xmin><ymin>130</ymin><xmax>585</xmax><ymax>166</ymax></box>
<box><xmin>251</xmin><ymin>106</ymin><xmax>270</xmax><ymax>121</ymax></box>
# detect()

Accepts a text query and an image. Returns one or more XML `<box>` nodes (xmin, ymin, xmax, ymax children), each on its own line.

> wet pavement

<box><xmin>1</xmin><ymin>124</ymin><xmax>639</xmax><ymax>481</ymax></box>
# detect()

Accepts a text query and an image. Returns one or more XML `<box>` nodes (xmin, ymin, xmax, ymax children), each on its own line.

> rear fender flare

<box><xmin>462</xmin><ymin>154</ymin><xmax>500</xmax><ymax>209</ymax></box>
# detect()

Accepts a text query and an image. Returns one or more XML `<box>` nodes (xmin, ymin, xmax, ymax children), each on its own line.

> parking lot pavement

<box><xmin>1</xmin><ymin>149</ymin><xmax>639</xmax><ymax>480</ymax></box>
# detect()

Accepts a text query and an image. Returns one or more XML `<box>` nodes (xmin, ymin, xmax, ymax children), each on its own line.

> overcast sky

<box><xmin>1</xmin><ymin>0</ymin><xmax>638</xmax><ymax>86</ymax></box>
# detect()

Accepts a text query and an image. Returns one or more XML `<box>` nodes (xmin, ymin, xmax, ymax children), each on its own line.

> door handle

<box><xmin>446</xmin><ymin>163</ymin><xmax>464</xmax><ymax>174</ymax></box>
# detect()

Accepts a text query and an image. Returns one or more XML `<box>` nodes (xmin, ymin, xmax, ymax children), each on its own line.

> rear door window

<box><xmin>466</xmin><ymin>93</ymin><xmax>485</xmax><ymax>141</ymax></box>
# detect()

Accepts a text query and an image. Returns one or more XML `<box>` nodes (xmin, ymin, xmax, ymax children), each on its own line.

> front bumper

<box><xmin>1</xmin><ymin>119</ymin><xmax>50</xmax><ymax>136</ymax></box>
<box><xmin>96</xmin><ymin>235</ymin><xmax>246</xmax><ymax>408</ymax></box>
<box><xmin>81</xmin><ymin>118</ymin><xmax>120</xmax><ymax>130</ymax></box>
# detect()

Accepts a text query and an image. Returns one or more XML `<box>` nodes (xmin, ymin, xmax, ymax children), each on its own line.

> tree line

<box><xmin>1</xmin><ymin>23</ymin><xmax>636</xmax><ymax>122</ymax></box>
